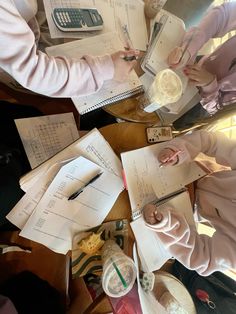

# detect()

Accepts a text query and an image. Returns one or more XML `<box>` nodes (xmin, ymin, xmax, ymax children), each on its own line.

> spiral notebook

<box><xmin>141</xmin><ymin>9</ymin><xmax>185</xmax><ymax>76</ymax></box>
<box><xmin>46</xmin><ymin>32</ymin><xmax>143</xmax><ymax>115</ymax></box>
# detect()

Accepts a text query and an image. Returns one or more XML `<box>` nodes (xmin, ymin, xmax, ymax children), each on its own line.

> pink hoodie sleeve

<box><xmin>148</xmin><ymin>130</ymin><xmax>236</xmax><ymax>275</ymax></box>
<box><xmin>182</xmin><ymin>2</ymin><xmax>236</xmax><ymax>61</ymax></box>
<box><xmin>165</xmin><ymin>130</ymin><xmax>236</xmax><ymax>169</ymax></box>
<box><xmin>145</xmin><ymin>208</ymin><xmax>236</xmax><ymax>276</ymax></box>
<box><xmin>180</xmin><ymin>3</ymin><xmax>236</xmax><ymax>114</ymax></box>
<box><xmin>0</xmin><ymin>1</ymin><xmax>114</xmax><ymax>97</ymax></box>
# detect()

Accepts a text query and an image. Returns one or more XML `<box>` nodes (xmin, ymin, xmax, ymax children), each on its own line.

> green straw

<box><xmin>111</xmin><ymin>258</ymin><xmax>128</xmax><ymax>289</ymax></box>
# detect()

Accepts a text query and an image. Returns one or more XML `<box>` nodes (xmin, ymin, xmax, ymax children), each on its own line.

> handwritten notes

<box><xmin>15</xmin><ymin>113</ymin><xmax>79</xmax><ymax>169</ymax></box>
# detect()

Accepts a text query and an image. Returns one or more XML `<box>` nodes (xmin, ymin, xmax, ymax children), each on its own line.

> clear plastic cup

<box><xmin>101</xmin><ymin>240</ymin><xmax>137</xmax><ymax>298</ymax></box>
<box><xmin>143</xmin><ymin>68</ymin><xmax>183</xmax><ymax>113</ymax></box>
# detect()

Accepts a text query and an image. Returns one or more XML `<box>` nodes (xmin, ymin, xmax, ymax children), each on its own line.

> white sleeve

<box><xmin>0</xmin><ymin>1</ymin><xmax>114</xmax><ymax>97</ymax></box>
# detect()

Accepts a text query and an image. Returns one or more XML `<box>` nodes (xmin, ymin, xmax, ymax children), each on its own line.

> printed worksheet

<box><xmin>20</xmin><ymin>156</ymin><xmax>123</xmax><ymax>254</ymax></box>
<box><xmin>20</xmin><ymin>128</ymin><xmax>122</xmax><ymax>192</ymax></box>
<box><xmin>43</xmin><ymin>0</ymin><xmax>148</xmax><ymax>51</ymax></box>
<box><xmin>7</xmin><ymin>158</ymin><xmax>75</xmax><ymax>229</ymax></box>
<box><xmin>15</xmin><ymin>113</ymin><xmax>79</xmax><ymax>169</ymax></box>
<box><xmin>8</xmin><ymin>129</ymin><xmax>122</xmax><ymax>229</ymax></box>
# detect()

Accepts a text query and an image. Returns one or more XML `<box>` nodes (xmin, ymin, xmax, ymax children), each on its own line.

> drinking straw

<box><xmin>111</xmin><ymin>257</ymin><xmax>128</xmax><ymax>289</ymax></box>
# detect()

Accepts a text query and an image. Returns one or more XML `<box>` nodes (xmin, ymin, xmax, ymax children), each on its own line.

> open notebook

<box><xmin>121</xmin><ymin>142</ymin><xmax>206</xmax><ymax>271</ymax></box>
<box><xmin>141</xmin><ymin>10</ymin><xmax>198</xmax><ymax>116</ymax></box>
<box><xmin>46</xmin><ymin>32</ymin><xmax>143</xmax><ymax>115</ymax></box>
<box><xmin>142</xmin><ymin>9</ymin><xmax>186</xmax><ymax>76</ymax></box>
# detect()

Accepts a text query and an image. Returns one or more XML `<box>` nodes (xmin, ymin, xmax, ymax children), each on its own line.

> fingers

<box><xmin>168</xmin><ymin>47</ymin><xmax>190</xmax><ymax>69</ymax></box>
<box><xmin>143</xmin><ymin>204</ymin><xmax>163</xmax><ymax>225</ymax></box>
<box><xmin>167</xmin><ymin>47</ymin><xmax>183</xmax><ymax>67</ymax></box>
<box><xmin>158</xmin><ymin>148</ymin><xmax>178</xmax><ymax>166</ymax></box>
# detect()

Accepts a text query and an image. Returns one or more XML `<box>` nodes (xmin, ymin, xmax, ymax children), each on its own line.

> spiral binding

<box><xmin>80</xmin><ymin>86</ymin><xmax>144</xmax><ymax>115</ymax></box>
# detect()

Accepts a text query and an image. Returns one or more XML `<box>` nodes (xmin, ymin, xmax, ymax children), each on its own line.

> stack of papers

<box><xmin>7</xmin><ymin>129</ymin><xmax>124</xmax><ymax>254</ymax></box>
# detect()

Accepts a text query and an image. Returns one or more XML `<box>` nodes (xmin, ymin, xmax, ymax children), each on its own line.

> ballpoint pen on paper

<box><xmin>118</xmin><ymin>19</ymin><xmax>137</xmax><ymax>61</ymax></box>
<box><xmin>178</xmin><ymin>29</ymin><xmax>196</xmax><ymax>64</ymax></box>
<box><xmin>159</xmin><ymin>150</ymin><xmax>183</xmax><ymax>168</ymax></box>
<box><xmin>68</xmin><ymin>172</ymin><xmax>103</xmax><ymax>201</ymax></box>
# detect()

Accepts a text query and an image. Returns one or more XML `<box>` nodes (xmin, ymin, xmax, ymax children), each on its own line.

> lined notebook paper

<box><xmin>121</xmin><ymin>142</ymin><xmax>206</xmax><ymax>219</ymax></box>
<box><xmin>46</xmin><ymin>32</ymin><xmax>143</xmax><ymax>115</ymax></box>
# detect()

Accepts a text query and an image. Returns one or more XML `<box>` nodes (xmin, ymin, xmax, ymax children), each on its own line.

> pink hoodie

<box><xmin>182</xmin><ymin>2</ymin><xmax>236</xmax><ymax>115</ymax></box>
<box><xmin>0</xmin><ymin>1</ymin><xmax>114</xmax><ymax>97</ymax></box>
<box><xmin>145</xmin><ymin>130</ymin><xmax>236</xmax><ymax>276</ymax></box>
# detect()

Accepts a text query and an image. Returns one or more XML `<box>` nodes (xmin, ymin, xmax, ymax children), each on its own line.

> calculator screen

<box><xmin>83</xmin><ymin>10</ymin><xmax>94</xmax><ymax>26</ymax></box>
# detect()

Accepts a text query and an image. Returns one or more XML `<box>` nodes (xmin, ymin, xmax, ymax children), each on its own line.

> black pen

<box><xmin>68</xmin><ymin>172</ymin><xmax>103</xmax><ymax>201</ymax></box>
<box><xmin>123</xmin><ymin>55</ymin><xmax>138</xmax><ymax>61</ymax></box>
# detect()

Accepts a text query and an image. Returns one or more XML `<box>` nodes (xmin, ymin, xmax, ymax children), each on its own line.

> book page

<box><xmin>15</xmin><ymin>113</ymin><xmax>79</xmax><ymax>169</ymax></box>
<box><xmin>20</xmin><ymin>128</ymin><xmax>122</xmax><ymax>192</ymax></box>
<box><xmin>46</xmin><ymin>32</ymin><xmax>142</xmax><ymax>114</ymax></box>
<box><xmin>20</xmin><ymin>156</ymin><xmax>123</xmax><ymax>254</ymax></box>
<box><xmin>121</xmin><ymin>142</ymin><xmax>206</xmax><ymax>214</ymax></box>
<box><xmin>43</xmin><ymin>0</ymin><xmax>148</xmax><ymax>50</ymax></box>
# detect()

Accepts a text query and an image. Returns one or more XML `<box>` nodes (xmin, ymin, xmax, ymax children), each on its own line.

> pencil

<box><xmin>178</xmin><ymin>29</ymin><xmax>196</xmax><ymax>64</ymax></box>
<box><xmin>159</xmin><ymin>150</ymin><xmax>182</xmax><ymax>168</ymax></box>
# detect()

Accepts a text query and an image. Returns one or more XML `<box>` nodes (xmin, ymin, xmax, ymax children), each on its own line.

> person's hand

<box><xmin>111</xmin><ymin>50</ymin><xmax>139</xmax><ymax>82</ymax></box>
<box><xmin>158</xmin><ymin>148</ymin><xmax>180</xmax><ymax>167</ymax></box>
<box><xmin>167</xmin><ymin>46</ymin><xmax>190</xmax><ymax>69</ymax></box>
<box><xmin>183</xmin><ymin>64</ymin><xmax>215</xmax><ymax>87</ymax></box>
<box><xmin>143</xmin><ymin>204</ymin><xmax>163</xmax><ymax>225</ymax></box>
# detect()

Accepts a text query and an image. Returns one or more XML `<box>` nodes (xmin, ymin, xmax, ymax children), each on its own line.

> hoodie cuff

<box><xmin>200</xmin><ymin>77</ymin><xmax>218</xmax><ymax>96</ymax></box>
<box><xmin>145</xmin><ymin>210</ymin><xmax>170</xmax><ymax>231</ymax></box>
<box><xmin>83</xmin><ymin>54</ymin><xmax>114</xmax><ymax>81</ymax></box>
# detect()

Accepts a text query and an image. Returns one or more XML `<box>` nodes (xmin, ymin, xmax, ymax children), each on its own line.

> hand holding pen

<box><xmin>118</xmin><ymin>19</ymin><xmax>140</xmax><ymax>61</ymax></box>
<box><xmin>158</xmin><ymin>148</ymin><xmax>183</xmax><ymax>167</ymax></box>
<box><xmin>167</xmin><ymin>30</ymin><xmax>196</xmax><ymax>69</ymax></box>
<box><xmin>111</xmin><ymin>50</ymin><xmax>138</xmax><ymax>82</ymax></box>
<box><xmin>68</xmin><ymin>172</ymin><xmax>103</xmax><ymax>201</ymax></box>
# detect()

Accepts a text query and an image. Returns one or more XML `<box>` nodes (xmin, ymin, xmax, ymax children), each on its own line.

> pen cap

<box><xmin>101</xmin><ymin>240</ymin><xmax>137</xmax><ymax>298</ymax></box>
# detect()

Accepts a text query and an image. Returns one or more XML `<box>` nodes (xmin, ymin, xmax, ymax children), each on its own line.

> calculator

<box><xmin>52</xmin><ymin>8</ymin><xmax>103</xmax><ymax>32</ymax></box>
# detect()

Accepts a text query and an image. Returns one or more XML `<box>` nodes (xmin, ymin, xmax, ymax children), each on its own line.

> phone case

<box><xmin>146</xmin><ymin>126</ymin><xmax>173</xmax><ymax>143</ymax></box>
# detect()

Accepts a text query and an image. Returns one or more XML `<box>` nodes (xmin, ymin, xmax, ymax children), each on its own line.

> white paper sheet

<box><xmin>20</xmin><ymin>156</ymin><xmax>123</xmax><ymax>254</ymax></box>
<box><xmin>133</xmin><ymin>244</ymin><xmax>168</xmax><ymax>314</ymax></box>
<box><xmin>14</xmin><ymin>113</ymin><xmax>79</xmax><ymax>169</ymax></box>
<box><xmin>20</xmin><ymin>128</ymin><xmax>122</xmax><ymax>192</ymax></box>
<box><xmin>43</xmin><ymin>0</ymin><xmax>148</xmax><ymax>51</ymax></box>
<box><xmin>7</xmin><ymin>158</ymin><xmax>75</xmax><ymax>229</ymax></box>
<box><xmin>121</xmin><ymin>142</ymin><xmax>206</xmax><ymax>214</ymax></box>
<box><xmin>131</xmin><ymin>191</ymin><xmax>195</xmax><ymax>272</ymax></box>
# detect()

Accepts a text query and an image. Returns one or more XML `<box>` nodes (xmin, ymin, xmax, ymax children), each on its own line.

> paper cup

<box><xmin>101</xmin><ymin>240</ymin><xmax>137</xmax><ymax>298</ymax></box>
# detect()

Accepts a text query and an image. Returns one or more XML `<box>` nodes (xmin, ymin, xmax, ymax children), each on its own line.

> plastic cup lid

<box><xmin>102</xmin><ymin>256</ymin><xmax>137</xmax><ymax>298</ymax></box>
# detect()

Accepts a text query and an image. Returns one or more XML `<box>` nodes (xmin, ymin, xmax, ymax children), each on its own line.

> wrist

<box><xmin>203</xmin><ymin>74</ymin><xmax>216</xmax><ymax>87</ymax></box>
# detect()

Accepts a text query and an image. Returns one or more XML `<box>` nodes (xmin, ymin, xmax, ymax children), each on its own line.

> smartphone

<box><xmin>52</xmin><ymin>7</ymin><xmax>103</xmax><ymax>32</ymax></box>
<box><xmin>146</xmin><ymin>126</ymin><xmax>173</xmax><ymax>143</ymax></box>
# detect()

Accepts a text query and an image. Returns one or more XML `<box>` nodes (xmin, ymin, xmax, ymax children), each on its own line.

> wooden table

<box><xmin>104</xmin><ymin>94</ymin><xmax>160</xmax><ymax>124</ymax></box>
<box><xmin>103</xmin><ymin>49</ymin><xmax>161</xmax><ymax>124</ymax></box>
